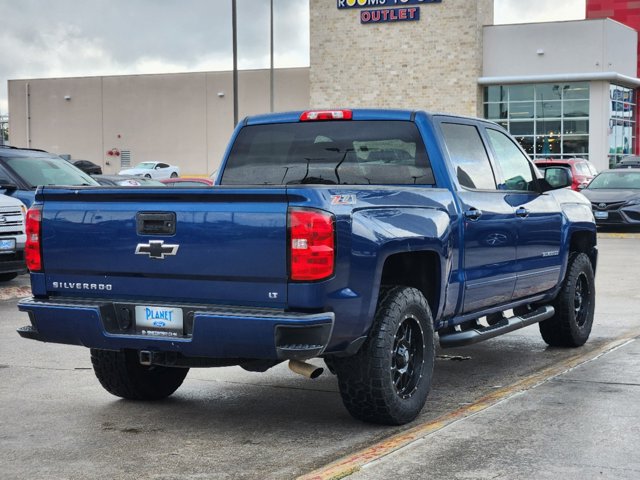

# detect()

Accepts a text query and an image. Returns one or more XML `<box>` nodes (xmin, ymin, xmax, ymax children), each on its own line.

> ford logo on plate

<box><xmin>153</xmin><ymin>320</ymin><xmax>167</xmax><ymax>328</ymax></box>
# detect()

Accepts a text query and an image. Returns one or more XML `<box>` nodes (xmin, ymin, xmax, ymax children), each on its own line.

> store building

<box><xmin>310</xmin><ymin>0</ymin><xmax>639</xmax><ymax>171</ymax></box>
<box><xmin>7</xmin><ymin>68</ymin><xmax>310</xmax><ymax>176</ymax></box>
<box><xmin>480</xmin><ymin>18</ymin><xmax>638</xmax><ymax>168</ymax></box>
<box><xmin>7</xmin><ymin>0</ymin><xmax>640</xmax><ymax>173</ymax></box>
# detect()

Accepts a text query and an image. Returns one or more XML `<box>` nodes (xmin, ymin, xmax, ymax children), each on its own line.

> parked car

<box><xmin>119</xmin><ymin>162</ymin><xmax>180</xmax><ymax>180</ymax></box>
<box><xmin>580</xmin><ymin>168</ymin><xmax>640</xmax><ymax>226</ymax></box>
<box><xmin>0</xmin><ymin>194</ymin><xmax>26</xmax><ymax>281</ymax></box>
<box><xmin>534</xmin><ymin>158</ymin><xmax>597</xmax><ymax>191</ymax></box>
<box><xmin>0</xmin><ymin>146</ymin><xmax>99</xmax><ymax>206</ymax></box>
<box><xmin>612</xmin><ymin>155</ymin><xmax>640</xmax><ymax>169</ymax></box>
<box><xmin>92</xmin><ymin>175</ymin><xmax>166</xmax><ymax>187</ymax></box>
<box><xmin>73</xmin><ymin>160</ymin><xmax>102</xmax><ymax>175</ymax></box>
<box><xmin>160</xmin><ymin>177</ymin><xmax>213</xmax><ymax>187</ymax></box>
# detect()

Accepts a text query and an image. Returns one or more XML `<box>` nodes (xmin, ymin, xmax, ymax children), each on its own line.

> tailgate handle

<box><xmin>137</xmin><ymin>212</ymin><xmax>176</xmax><ymax>235</ymax></box>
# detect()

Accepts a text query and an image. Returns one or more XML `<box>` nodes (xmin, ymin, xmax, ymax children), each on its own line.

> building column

<box><xmin>588</xmin><ymin>80</ymin><xmax>611</xmax><ymax>171</ymax></box>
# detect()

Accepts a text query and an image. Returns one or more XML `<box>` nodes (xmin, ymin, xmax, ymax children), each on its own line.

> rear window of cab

<box><xmin>220</xmin><ymin>121</ymin><xmax>435</xmax><ymax>186</ymax></box>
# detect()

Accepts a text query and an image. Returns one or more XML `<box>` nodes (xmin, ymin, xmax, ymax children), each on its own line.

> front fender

<box><xmin>554</xmin><ymin>189</ymin><xmax>598</xmax><ymax>279</ymax></box>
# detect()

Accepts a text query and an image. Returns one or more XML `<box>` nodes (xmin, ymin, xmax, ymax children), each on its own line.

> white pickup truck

<box><xmin>0</xmin><ymin>194</ymin><xmax>26</xmax><ymax>281</ymax></box>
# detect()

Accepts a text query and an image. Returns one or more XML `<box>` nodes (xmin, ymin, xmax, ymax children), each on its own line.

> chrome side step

<box><xmin>439</xmin><ymin>305</ymin><xmax>555</xmax><ymax>348</ymax></box>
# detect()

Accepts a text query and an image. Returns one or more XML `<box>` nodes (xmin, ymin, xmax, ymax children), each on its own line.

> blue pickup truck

<box><xmin>18</xmin><ymin>109</ymin><xmax>597</xmax><ymax>425</ymax></box>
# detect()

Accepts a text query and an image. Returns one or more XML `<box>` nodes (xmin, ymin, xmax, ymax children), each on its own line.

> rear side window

<box><xmin>440</xmin><ymin>123</ymin><xmax>496</xmax><ymax>190</ymax></box>
<box><xmin>3</xmin><ymin>156</ymin><xmax>98</xmax><ymax>188</ymax></box>
<box><xmin>220</xmin><ymin>121</ymin><xmax>434</xmax><ymax>186</ymax></box>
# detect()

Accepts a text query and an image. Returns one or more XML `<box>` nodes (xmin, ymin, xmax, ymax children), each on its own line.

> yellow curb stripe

<box><xmin>298</xmin><ymin>331</ymin><xmax>640</xmax><ymax>480</ymax></box>
<box><xmin>597</xmin><ymin>232</ymin><xmax>640</xmax><ymax>239</ymax></box>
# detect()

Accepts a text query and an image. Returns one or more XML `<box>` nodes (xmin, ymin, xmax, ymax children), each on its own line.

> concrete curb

<box><xmin>298</xmin><ymin>331</ymin><xmax>640</xmax><ymax>480</ymax></box>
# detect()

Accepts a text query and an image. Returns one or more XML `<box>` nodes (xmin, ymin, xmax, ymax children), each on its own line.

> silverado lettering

<box><xmin>52</xmin><ymin>282</ymin><xmax>113</xmax><ymax>291</ymax></box>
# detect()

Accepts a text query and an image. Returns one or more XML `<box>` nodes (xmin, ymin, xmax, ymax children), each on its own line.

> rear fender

<box><xmin>350</xmin><ymin>207</ymin><xmax>453</xmax><ymax>334</ymax></box>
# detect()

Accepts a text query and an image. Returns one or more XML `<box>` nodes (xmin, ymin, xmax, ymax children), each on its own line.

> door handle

<box><xmin>515</xmin><ymin>207</ymin><xmax>529</xmax><ymax>218</ymax></box>
<box><xmin>464</xmin><ymin>208</ymin><xmax>482</xmax><ymax>221</ymax></box>
<box><xmin>137</xmin><ymin>212</ymin><xmax>176</xmax><ymax>235</ymax></box>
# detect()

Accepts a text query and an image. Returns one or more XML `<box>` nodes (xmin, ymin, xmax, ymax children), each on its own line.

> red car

<box><xmin>534</xmin><ymin>158</ymin><xmax>598</xmax><ymax>191</ymax></box>
<box><xmin>160</xmin><ymin>177</ymin><xmax>214</xmax><ymax>187</ymax></box>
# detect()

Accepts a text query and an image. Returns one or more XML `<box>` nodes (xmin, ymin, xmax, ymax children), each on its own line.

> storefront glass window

<box><xmin>484</xmin><ymin>86</ymin><xmax>508</xmax><ymax>103</ymax></box>
<box><xmin>537</xmin><ymin>120</ymin><xmax>561</xmax><ymax>136</ymax></box>
<box><xmin>608</xmin><ymin>85</ymin><xmax>636</xmax><ymax>168</ymax></box>
<box><xmin>535</xmin><ymin>100</ymin><xmax>561</xmax><ymax>118</ymax></box>
<box><xmin>509</xmin><ymin>85</ymin><xmax>535</xmax><ymax>102</ymax></box>
<box><xmin>483</xmin><ymin>82</ymin><xmax>591</xmax><ymax>160</ymax></box>
<box><xmin>564</xmin><ymin>100</ymin><xmax>589</xmax><ymax>118</ymax></box>
<box><xmin>509</xmin><ymin>121</ymin><xmax>534</xmax><ymax>136</ymax></box>
<box><xmin>508</xmin><ymin>102</ymin><xmax>534</xmax><ymax>119</ymax></box>
<box><xmin>484</xmin><ymin>103</ymin><xmax>507</xmax><ymax>119</ymax></box>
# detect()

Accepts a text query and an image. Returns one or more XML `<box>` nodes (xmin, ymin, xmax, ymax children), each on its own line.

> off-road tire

<box><xmin>333</xmin><ymin>286</ymin><xmax>435</xmax><ymax>425</ymax></box>
<box><xmin>0</xmin><ymin>272</ymin><xmax>18</xmax><ymax>282</ymax></box>
<box><xmin>539</xmin><ymin>252</ymin><xmax>595</xmax><ymax>347</ymax></box>
<box><xmin>323</xmin><ymin>356</ymin><xmax>337</xmax><ymax>375</ymax></box>
<box><xmin>90</xmin><ymin>349</ymin><xmax>189</xmax><ymax>400</ymax></box>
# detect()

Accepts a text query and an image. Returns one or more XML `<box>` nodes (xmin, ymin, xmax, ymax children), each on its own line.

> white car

<box><xmin>119</xmin><ymin>162</ymin><xmax>180</xmax><ymax>180</ymax></box>
<box><xmin>0</xmin><ymin>194</ymin><xmax>26</xmax><ymax>282</ymax></box>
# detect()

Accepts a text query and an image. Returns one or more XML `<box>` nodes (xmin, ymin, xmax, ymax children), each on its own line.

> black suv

<box><xmin>0</xmin><ymin>146</ymin><xmax>98</xmax><ymax>206</ymax></box>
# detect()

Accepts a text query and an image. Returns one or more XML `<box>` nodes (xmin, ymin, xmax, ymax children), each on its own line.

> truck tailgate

<box><xmin>36</xmin><ymin>187</ymin><xmax>289</xmax><ymax>307</ymax></box>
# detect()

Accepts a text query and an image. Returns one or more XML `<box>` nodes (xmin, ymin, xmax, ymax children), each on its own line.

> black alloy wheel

<box><xmin>392</xmin><ymin>315</ymin><xmax>425</xmax><ymax>400</ymax></box>
<box><xmin>573</xmin><ymin>272</ymin><xmax>591</xmax><ymax>328</ymax></box>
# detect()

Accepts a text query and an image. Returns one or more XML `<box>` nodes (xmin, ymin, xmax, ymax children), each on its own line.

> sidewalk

<box><xmin>350</xmin><ymin>338</ymin><xmax>640</xmax><ymax>480</ymax></box>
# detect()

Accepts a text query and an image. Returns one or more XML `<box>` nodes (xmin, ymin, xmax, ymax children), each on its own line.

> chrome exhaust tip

<box><xmin>288</xmin><ymin>359</ymin><xmax>324</xmax><ymax>379</ymax></box>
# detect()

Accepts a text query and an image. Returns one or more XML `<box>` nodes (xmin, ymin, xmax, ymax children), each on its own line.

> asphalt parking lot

<box><xmin>1</xmin><ymin>233</ymin><xmax>639</xmax><ymax>480</ymax></box>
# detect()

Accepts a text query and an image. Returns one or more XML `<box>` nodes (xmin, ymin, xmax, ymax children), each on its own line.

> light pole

<box><xmin>270</xmin><ymin>0</ymin><xmax>274</xmax><ymax>112</ymax></box>
<box><xmin>232</xmin><ymin>0</ymin><xmax>239</xmax><ymax>126</ymax></box>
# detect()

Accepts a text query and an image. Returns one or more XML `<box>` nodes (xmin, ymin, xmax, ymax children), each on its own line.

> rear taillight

<box><xmin>289</xmin><ymin>208</ymin><xmax>335</xmax><ymax>281</ymax></box>
<box><xmin>300</xmin><ymin>110</ymin><xmax>352</xmax><ymax>121</ymax></box>
<box><xmin>25</xmin><ymin>205</ymin><xmax>43</xmax><ymax>272</ymax></box>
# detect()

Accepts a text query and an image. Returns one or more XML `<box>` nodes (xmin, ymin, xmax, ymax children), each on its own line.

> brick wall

<box><xmin>310</xmin><ymin>0</ymin><xmax>494</xmax><ymax>117</ymax></box>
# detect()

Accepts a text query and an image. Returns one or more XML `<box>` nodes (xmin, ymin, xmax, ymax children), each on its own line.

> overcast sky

<box><xmin>0</xmin><ymin>0</ymin><xmax>586</xmax><ymax>114</ymax></box>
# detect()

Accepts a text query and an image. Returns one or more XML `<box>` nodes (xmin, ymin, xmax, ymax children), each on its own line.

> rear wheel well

<box><xmin>380</xmin><ymin>251</ymin><xmax>440</xmax><ymax>317</ymax></box>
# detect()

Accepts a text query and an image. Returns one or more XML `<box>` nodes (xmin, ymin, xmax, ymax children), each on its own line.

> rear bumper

<box><xmin>17</xmin><ymin>297</ymin><xmax>334</xmax><ymax>361</ymax></box>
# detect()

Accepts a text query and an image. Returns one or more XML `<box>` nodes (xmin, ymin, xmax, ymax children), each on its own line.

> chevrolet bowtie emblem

<box><xmin>135</xmin><ymin>240</ymin><xmax>179</xmax><ymax>259</ymax></box>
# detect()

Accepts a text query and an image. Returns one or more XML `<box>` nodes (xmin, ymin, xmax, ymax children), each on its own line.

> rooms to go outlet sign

<box><xmin>337</xmin><ymin>0</ymin><xmax>441</xmax><ymax>25</ymax></box>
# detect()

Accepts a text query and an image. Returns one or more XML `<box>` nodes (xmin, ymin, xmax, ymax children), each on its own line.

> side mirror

<box><xmin>543</xmin><ymin>167</ymin><xmax>573</xmax><ymax>190</ymax></box>
<box><xmin>0</xmin><ymin>180</ymin><xmax>18</xmax><ymax>192</ymax></box>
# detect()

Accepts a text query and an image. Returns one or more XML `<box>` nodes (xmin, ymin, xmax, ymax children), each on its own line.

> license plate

<box><xmin>135</xmin><ymin>306</ymin><xmax>184</xmax><ymax>337</ymax></box>
<box><xmin>0</xmin><ymin>238</ymin><xmax>15</xmax><ymax>253</ymax></box>
<box><xmin>594</xmin><ymin>211</ymin><xmax>609</xmax><ymax>220</ymax></box>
